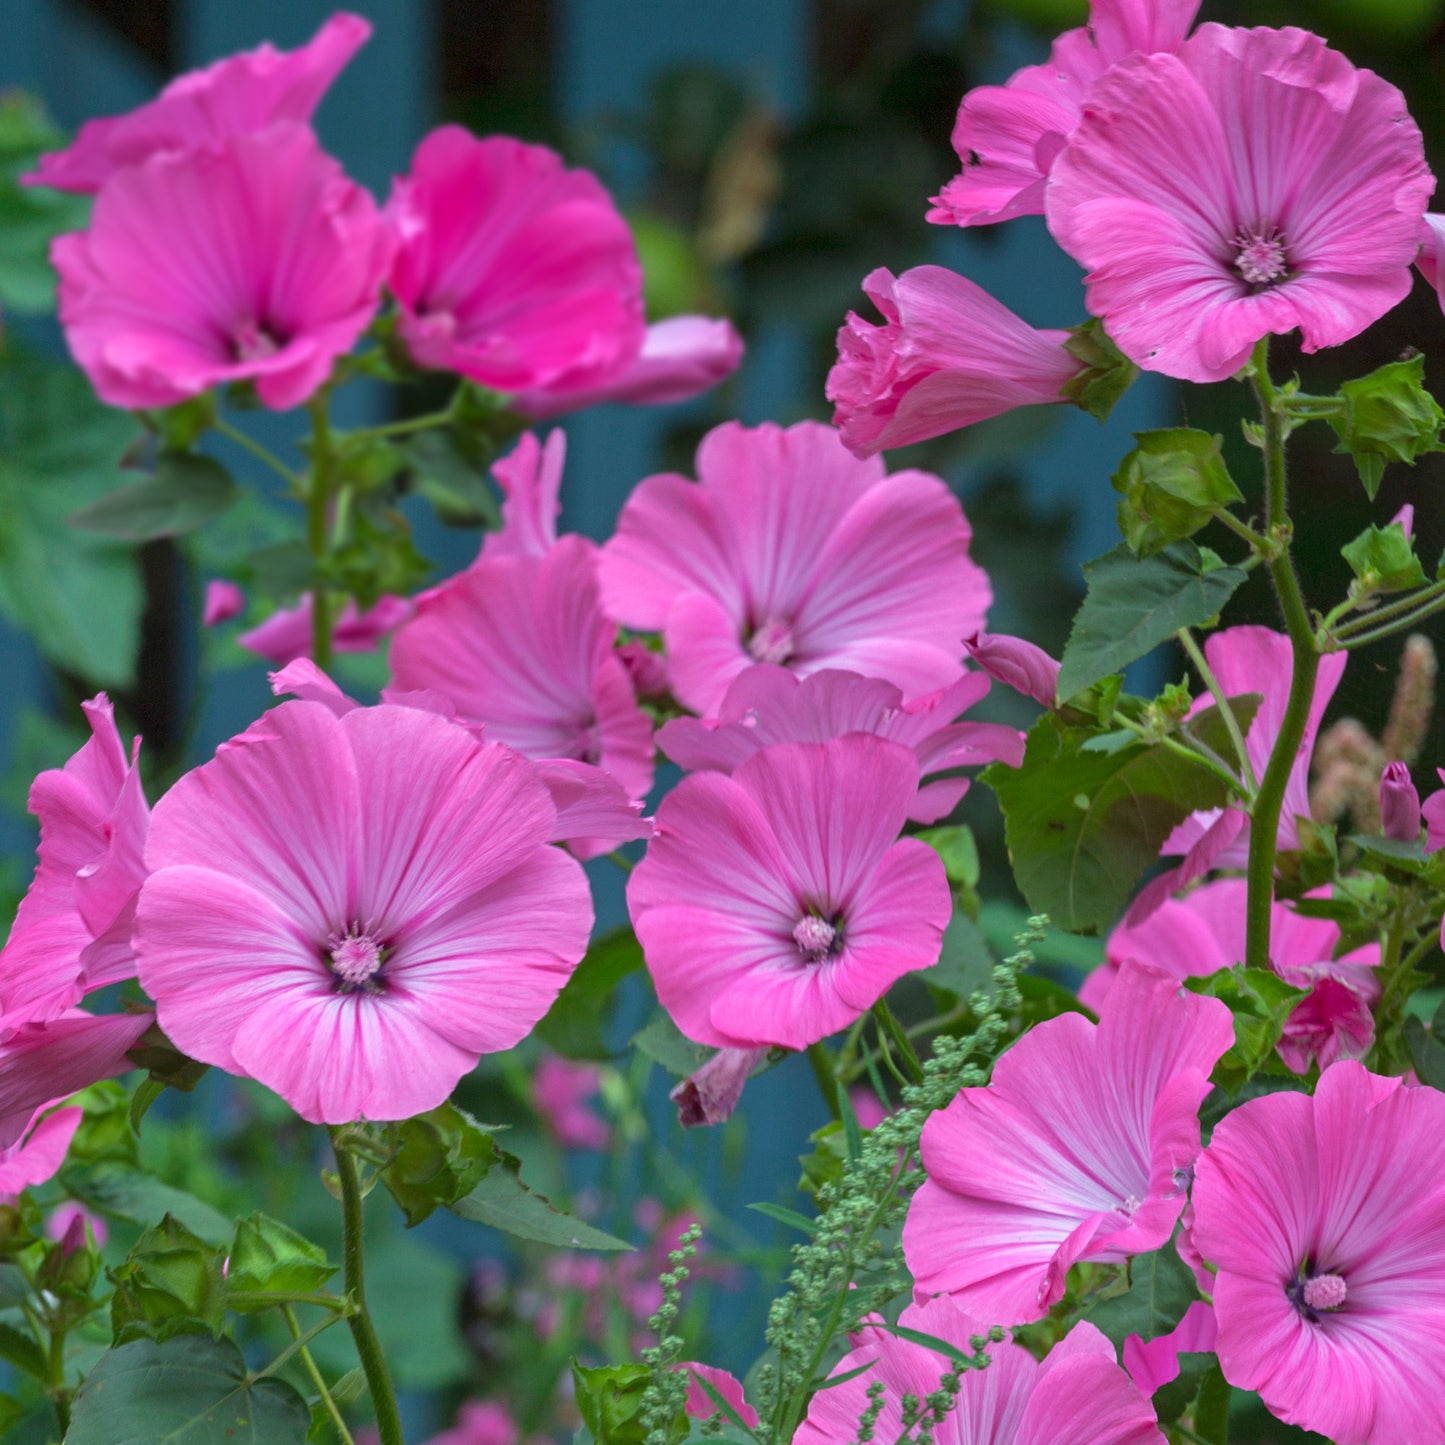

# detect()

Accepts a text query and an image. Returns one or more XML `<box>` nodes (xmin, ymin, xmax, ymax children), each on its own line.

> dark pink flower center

<box><xmin>1233</xmin><ymin>228</ymin><xmax>1289</xmax><ymax>289</ymax></box>
<box><xmin>233</xmin><ymin>317</ymin><xmax>284</xmax><ymax>362</ymax></box>
<box><xmin>327</xmin><ymin>927</ymin><xmax>387</xmax><ymax>993</ymax></box>
<box><xmin>793</xmin><ymin>914</ymin><xmax>840</xmax><ymax>962</ymax></box>
<box><xmin>1288</xmin><ymin>1263</ymin><xmax>1347</xmax><ymax>1320</ymax></box>
<box><xmin>747</xmin><ymin>617</ymin><xmax>797</xmax><ymax>667</ymax></box>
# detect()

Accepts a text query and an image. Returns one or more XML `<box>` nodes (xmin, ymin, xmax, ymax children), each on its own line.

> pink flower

<box><xmin>1192</xmin><ymin>1060</ymin><xmax>1445</xmax><ymax>1445</ymax></box>
<box><xmin>203</xmin><ymin>580</ymin><xmax>245</xmax><ymax>627</ymax></box>
<box><xmin>680</xmin><ymin>1365</ymin><xmax>758</xmax><ymax>1428</ymax></box>
<box><xmin>1090</xmin><ymin>879</ymin><xmax>1379</xmax><ymax>1073</ymax></box>
<box><xmin>0</xmin><ymin>1012</ymin><xmax>153</xmax><ymax>1149</ymax></box>
<box><xmin>904</xmin><ymin>960</ymin><xmax>1232</xmax><ymax>1324</ymax></box>
<box><xmin>0</xmin><ymin>695</ymin><xmax>150</xmax><ymax>1033</ymax></box>
<box><xmin>0</xmin><ymin>1106</ymin><xmax>82</xmax><ymax>1200</ymax></box>
<box><xmin>962</xmin><ymin>631</ymin><xmax>1061</xmax><ymax>709</ymax></box>
<box><xmin>1045</xmin><ymin>25</ymin><xmax>1435</xmax><ymax>383</ymax></box>
<box><xmin>799</xmin><ymin>1297</ymin><xmax>1165</xmax><ymax>1445</ymax></box>
<box><xmin>387</xmin><ymin>128</ymin><xmax>645</xmax><ymax>396</ymax></box>
<box><xmin>238</xmin><ymin>593</ymin><xmax>413</xmax><ymax>666</ymax></box>
<box><xmin>670</xmin><ymin>1046</ymin><xmax>769</xmax><ymax>1128</ymax></box>
<box><xmin>422</xmin><ymin>1401</ymin><xmax>521</xmax><ymax>1445</ymax></box>
<box><xmin>628</xmin><ymin>735</ymin><xmax>950</xmax><ymax>1050</ymax></box>
<box><xmin>480</xmin><ymin>430</ymin><xmax>565</xmax><ymax>562</ymax></box>
<box><xmin>598</xmin><ymin>420</ymin><xmax>991</xmax><ymax>715</ymax></box>
<box><xmin>1133</xmin><ymin>625</ymin><xmax>1345</xmax><ymax>920</ymax></box>
<box><xmin>389</xmin><ymin>536</ymin><xmax>654</xmax><ymax>803</ymax></box>
<box><xmin>656</xmin><ymin>665</ymin><xmax>1022</xmax><ymax>826</ymax></box>
<box><xmin>45</xmin><ymin>1200</ymin><xmax>108</xmax><ymax>1251</ymax></box>
<box><xmin>1416</xmin><ymin>214</ymin><xmax>1445</xmax><ymax>300</ymax></box>
<box><xmin>929</xmin><ymin>0</ymin><xmax>1200</xmax><ymax>228</ymax></box>
<box><xmin>133</xmin><ymin>698</ymin><xmax>592</xmax><ymax>1124</ymax></box>
<box><xmin>1423</xmin><ymin>768</ymin><xmax>1445</xmax><ymax>852</ymax></box>
<box><xmin>828</xmin><ymin>267</ymin><xmax>1081</xmax><ymax>457</ymax></box>
<box><xmin>532</xmin><ymin>1054</ymin><xmax>609</xmax><ymax>1150</ymax></box>
<box><xmin>1123</xmin><ymin>1302</ymin><xmax>1217</xmax><ymax>1399</ymax></box>
<box><xmin>54</xmin><ymin>122</ymin><xmax>392</xmax><ymax>410</ymax></box>
<box><xmin>515</xmin><ymin>315</ymin><xmax>744</xmax><ymax>418</ymax></box>
<box><xmin>1379</xmin><ymin>761</ymin><xmax>1421</xmax><ymax>842</ymax></box>
<box><xmin>24</xmin><ymin>13</ymin><xmax>370</xmax><ymax>193</ymax></box>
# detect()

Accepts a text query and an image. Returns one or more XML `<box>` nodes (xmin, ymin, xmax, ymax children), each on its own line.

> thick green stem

<box><xmin>1243</xmin><ymin>342</ymin><xmax>1322</xmax><ymax>972</ymax></box>
<box><xmin>329</xmin><ymin>1129</ymin><xmax>405</xmax><ymax>1445</ymax></box>
<box><xmin>308</xmin><ymin>398</ymin><xmax>337</xmax><ymax>671</ymax></box>
<box><xmin>49</xmin><ymin>1327</ymin><xmax>70</xmax><ymax>1435</ymax></box>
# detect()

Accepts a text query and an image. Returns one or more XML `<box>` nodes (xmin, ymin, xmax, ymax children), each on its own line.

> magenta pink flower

<box><xmin>0</xmin><ymin>1106</ymin><xmax>81</xmax><ymax>1200</ymax></box>
<box><xmin>657</xmin><ymin>664</ymin><xmax>1022</xmax><ymax>825</ymax></box>
<box><xmin>238</xmin><ymin>592</ymin><xmax>412</xmax><ymax>665</ymax></box>
<box><xmin>1123</xmin><ymin>1302</ymin><xmax>1216</xmax><ymax>1399</ymax></box>
<box><xmin>480</xmin><ymin>430</ymin><xmax>565</xmax><ymax>563</ymax></box>
<box><xmin>54</xmin><ymin>122</ymin><xmax>391</xmax><ymax>410</ymax></box>
<box><xmin>1423</xmin><ymin>768</ymin><xmax>1445</xmax><ymax>852</ymax></box>
<box><xmin>133</xmin><ymin>698</ymin><xmax>592</xmax><ymax>1124</ymax></box>
<box><xmin>1091</xmin><ymin>879</ymin><xmax>1379</xmax><ymax>1074</ymax></box>
<box><xmin>45</xmin><ymin>1200</ymin><xmax>108</xmax><ymax>1251</ymax></box>
<box><xmin>598</xmin><ymin>420</ymin><xmax>991</xmax><ymax>715</ymax></box>
<box><xmin>1417</xmin><ymin>214</ymin><xmax>1445</xmax><ymax>301</ymax></box>
<box><xmin>680</xmin><ymin>1365</ymin><xmax>758</xmax><ymax>1428</ymax></box>
<box><xmin>828</xmin><ymin>267</ymin><xmax>1082</xmax><ymax>457</ymax></box>
<box><xmin>670</xmin><ymin>1046</ymin><xmax>769</xmax><ymax>1129</ymax></box>
<box><xmin>24</xmin><ymin>13</ymin><xmax>370</xmax><ymax>194</ymax></box>
<box><xmin>1045</xmin><ymin>25</ymin><xmax>1434</xmax><ymax>383</ymax></box>
<box><xmin>963</xmin><ymin>631</ymin><xmax>1061</xmax><ymax>709</ymax></box>
<box><xmin>0</xmin><ymin>1011</ymin><xmax>153</xmax><ymax>1150</ymax></box>
<box><xmin>389</xmin><ymin>535</ymin><xmax>654</xmax><ymax>803</ymax></box>
<box><xmin>1193</xmin><ymin>1060</ymin><xmax>1445</xmax><ymax>1445</ymax></box>
<box><xmin>929</xmin><ymin>0</ymin><xmax>1199</xmax><ymax>228</ymax></box>
<box><xmin>387</xmin><ymin>128</ymin><xmax>644</xmax><ymax>396</ymax></box>
<box><xmin>515</xmin><ymin>315</ymin><xmax>744</xmax><ymax>418</ymax></box>
<box><xmin>799</xmin><ymin>1298</ymin><xmax>1165</xmax><ymax>1445</ymax></box>
<box><xmin>203</xmin><ymin>580</ymin><xmax>246</xmax><ymax>627</ymax></box>
<box><xmin>904</xmin><ymin>960</ymin><xmax>1231</xmax><ymax>1324</ymax></box>
<box><xmin>0</xmin><ymin>695</ymin><xmax>149</xmax><ymax>1033</ymax></box>
<box><xmin>1132</xmin><ymin>625</ymin><xmax>1345</xmax><ymax>920</ymax></box>
<box><xmin>628</xmin><ymin>735</ymin><xmax>950</xmax><ymax>1051</ymax></box>
<box><xmin>1379</xmin><ymin>761</ymin><xmax>1422</xmax><ymax>842</ymax></box>
<box><xmin>532</xmin><ymin>1054</ymin><xmax>609</xmax><ymax>1151</ymax></box>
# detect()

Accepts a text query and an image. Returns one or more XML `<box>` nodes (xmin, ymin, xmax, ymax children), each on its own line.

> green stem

<box><xmin>1210</xmin><ymin>507</ymin><xmax>1268</xmax><ymax>551</ymax></box>
<box><xmin>871</xmin><ymin>1000</ymin><xmax>924</xmax><ymax>1084</ymax></box>
<box><xmin>1333</xmin><ymin>585</ymin><xmax>1445</xmax><ymax>651</ymax></box>
<box><xmin>1192</xmin><ymin>1364</ymin><xmax>1231</xmax><ymax>1445</ymax></box>
<box><xmin>214</xmin><ymin>416</ymin><xmax>303</xmax><ymax>489</ymax></box>
<box><xmin>307</xmin><ymin>397</ymin><xmax>337</xmax><ymax>671</ymax></box>
<box><xmin>343</xmin><ymin>408</ymin><xmax>454</xmax><ymax>444</ymax></box>
<box><xmin>329</xmin><ymin>1128</ymin><xmax>405</xmax><ymax>1445</ymax></box>
<box><xmin>284</xmin><ymin>1304</ymin><xmax>356</xmax><ymax>1445</ymax></box>
<box><xmin>606</xmin><ymin>850</ymin><xmax>636</xmax><ymax>874</ymax></box>
<box><xmin>1178</xmin><ymin>628</ymin><xmax>1257</xmax><ymax>792</ymax></box>
<box><xmin>805</xmin><ymin>1041</ymin><xmax>842</xmax><ymax>1121</ymax></box>
<box><xmin>1243</xmin><ymin>340</ymin><xmax>1321</xmax><ymax>972</ymax></box>
<box><xmin>48</xmin><ymin>1326</ymin><xmax>69</xmax><ymax>1435</ymax></box>
<box><xmin>1334</xmin><ymin>578</ymin><xmax>1445</xmax><ymax>638</ymax></box>
<box><xmin>225</xmin><ymin>1290</ymin><xmax>352</xmax><ymax>1312</ymax></box>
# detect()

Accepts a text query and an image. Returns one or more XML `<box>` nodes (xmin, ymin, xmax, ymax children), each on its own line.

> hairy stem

<box><xmin>329</xmin><ymin>1128</ymin><xmax>405</xmax><ymax>1445</ymax></box>
<box><xmin>1243</xmin><ymin>340</ymin><xmax>1321</xmax><ymax>971</ymax></box>
<box><xmin>284</xmin><ymin>1304</ymin><xmax>356</xmax><ymax>1445</ymax></box>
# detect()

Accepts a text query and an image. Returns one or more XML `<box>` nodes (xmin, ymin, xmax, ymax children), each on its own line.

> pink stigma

<box><xmin>233</xmin><ymin>317</ymin><xmax>281</xmax><ymax>361</ymax></box>
<box><xmin>793</xmin><ymin>915</ymin><xmax>837</xmax><ymax>961</ymax></box>
<box><xmin>748</xmin><ymin>617</ymin><xmax>796</xmax><ymax>666</ymax></box>
<box><xmin>1302</xmin><ymin>1273</ymin><xmax>1347</xmax><ymax>1312</ymax></box>
<box><xmin>1233</xmin><ymin>229</ymin><xmax>1289</xmax><ymax>288</ymax></box>
<box><xmin>327</xmin><ymin>928</ymin><xmax>384</xmax><ymax>988</ymax></box>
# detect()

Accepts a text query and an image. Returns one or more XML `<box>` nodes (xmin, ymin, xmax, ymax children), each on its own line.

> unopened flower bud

<box><xmin>1380</xmin><ymin>761</ymin><xmax>1421</xmax><ymax>841</ymax></box>
<box><xmin>963</xmin><ymin>632</ymin><xmax>1059</xmax><ymax>708</ymax></box>
<box><xmin>671</xmin><ymin>1047</ymin><xmax>769</xmax><ymax>1128</ymax></box>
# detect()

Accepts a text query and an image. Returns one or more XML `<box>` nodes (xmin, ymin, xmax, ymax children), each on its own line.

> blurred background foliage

<box><xmin>0</xmin><ymin>0</ymin><xmax>1444</xmax><ymax>1437</ymax></box>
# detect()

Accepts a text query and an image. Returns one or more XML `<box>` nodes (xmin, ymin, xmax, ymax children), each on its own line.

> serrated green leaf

<box><xmin>450</xmin><ymin>1147</ymin><xmax>633</xmax><ymax>1251</ymax></box>
<box><xmin>378</xmin><ymin>1103</ymin><xmax>497</xmax><ymax>1227</ymax></box>
<box><xmin>538</xmin><ymin>927</ymin><xmax>643</xmax><ymax>1060</ymax></box>
<box><xmin>69</xmin><ymin>452</ymin><xmax>238</xmax><ymax>541</ymax></box>
<box><xmin>226</xmin><ymin>1213</ymin><xmax>335</xmax><ymax>1305</ymax></box>
<box><xmin>1061</xmin><ymin>318</ymin><xmax>1138</xmax><ymax>423</ymax></box>
<box><xmin>1085</xmin><ymin>1244</ymin><xmax>1198</xmax><ymax>1348</ymax></box>
<box><xmin>65</xmin><ymin>1334</ymin><xmax>310</xmax><ymax>1444</ymax></box>
<box><xmin>1058</xmin><ymin>542</ymin><xmax>1248</xmax><ymax>700</ymax></box>
<box><xmin>1340</xmin><ymin>522</ymin><xmax>1426</xmax><ymax>594</ymax></box>
<box><xmin>1112</xmin><ymin>429</ymin><xmax>1243</xmax><ymax>556</ymax></box>
<box><xmin>1326</xmin><ymin>354</ymin><xmax>1445</xmax><ymax>500</ymax></box>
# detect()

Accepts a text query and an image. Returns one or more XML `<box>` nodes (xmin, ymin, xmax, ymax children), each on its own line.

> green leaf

<box><xmin>1405</xmin><ymin>997</ymin><xmax>1445</xmax><ymax>1091</ymax></box>
<box><xmin>65</xmin><ymin>1334</ymin><xmax>311</xmax><ymax>1444</ymax></box>
<box><xmin>0</xmin><ymin>1321</ymin><xmax>46</xmax><ymax>1381</ymax></box>
<box><xmin>401</xmin><ymin>430</ymin><xmax>502</xmax><ymax>529</ymax></box>
<box><xmin>920</xmin><ymin>913</ymin><xmax>996</xmax><ymax>1005</ymax></box>
<box><xmin>378</xmin><ymin>1103</ymin><xmax>497</xmax><ymax>1227</ymax></box>
<box><xmin>450</xmin><ymin>1147</ymin><xmax>633</xmax><ymax>1250</ymax></box>
<box><xmin>127</xmin><ymin>1026</ymin><xmax>210</xmax><ymax>1134</ymax></box>
<box><xmin>746</xmin><ymin>1202</ymin><xmax>817</xmax><ymax>1236</ymax></box>
<box><xmin>1111</xmin><ymin>429</ymin><xmax>1244</xmax><ymax>556</ymax></box>
<box><xmin>1061</xmin><ymin>318</ymin><xmax>1139</xmax><ymax>424</ymax></box>
<box><xmin>1151</xmin><ymin>1351</ymin><xmax>1218</xmax><ymax>1425</ymax></box>
<box><xmin>0</xmin><ymin>344</ymin><xmax>143</xmax><ymax>685</ymax></box>
<box><xmin>109</xmin><ymin>1214</ymin><xmax>226</xmax><ymax>1343</ymax></box>
<box><xmin>1184</xmin><ymin>967</ymin><xmax>1307</xmax><ymax>1089</ymax></box>
<box><xmin>631</xmin><ymin>1009</ymin><xmax>711</xmax><ymax>1078</ymax></box>
<box><xmin>572</xmin><ymin>1361</ymin><xmax>655</xmax><ymax>1445</ymax></box>
<box><xmin>246</xmin><ymin>540</ymin><xmax>319</xmax><ymax>600</ymax></box>
<box><xmin>62</xmin><ymin>1163</ymin><xmax>232</xmax><ymax>1245</ymax></box>
<box><xmin>69</xmin><ymin>451</ymin><xmax>238</xmax><ymax>541</ymax></box>
<box><xmin>873</xmin><ymin>1320</ymin><xmax>977</xmax><ymax>1367</ymax></box>
<box><xmin>1085</xmin><ymin>1243</ymin><xmax>1198</xmax><ymax>1349</ymax></box>
<box><xmin>1057</xmin><ymin>541</ymin><xmax>1248</xmax><ymax>700</ymax></box>
<box><xmin>983</xmin><ymin>708</ymin><xmax>1243</xmax><ymax>934</ymax></box>
<box><xmin>225</xmin><ymin>1213</ymin><xmax>335</xmax><ymax>1306</ymax></box>
<box><xmin>916</xmin><ymin>825</ymin><xmax>980</xmax><ymax>889</ymax></box>
<box><xmin>1327</xmin><ymin>354</ymin><xmax>1445</xmax><ymax>499</ymax></box>
<box><xmin>538</xmin><ymin>927</ymin><xmax>644</xmax><ymax>1060</ymax></box>
<box><xmin>1340</xmin><ymin>522</ymin><xmax>1426</xmax><ymax>595</ymax></box>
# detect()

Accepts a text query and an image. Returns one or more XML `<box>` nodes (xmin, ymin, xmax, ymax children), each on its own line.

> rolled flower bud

<box><xmin>962</xmin><ymin>631</ymin><xmax>1059</xmax><ymax>709</ymax></box>
<box><xmin>1380</xmin><ymin>760</ymin><xmax>1422</xmax><ymax>842</ymax></box>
